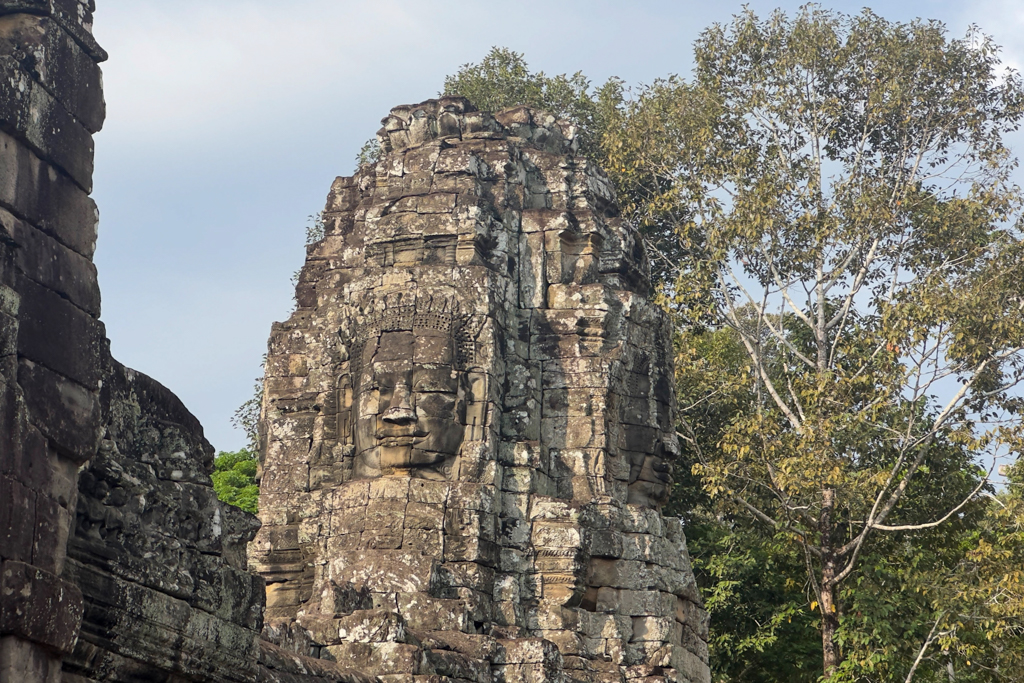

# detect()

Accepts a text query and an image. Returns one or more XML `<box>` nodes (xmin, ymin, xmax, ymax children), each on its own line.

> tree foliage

<box><xmin>442</xmin><ymin>46</ymin><xmax>625</xmax><ymax>163</ymax></box>
<box><xmin>232</xmin><ymin>372</ymin><xmax>262</xmax><ymax>454</ymax></box>
<box><xmin>355</xmin><ymin>137</ymin><xmax>383</xmax><ymax>168</ymax></box>
<box><xmin>903</xmin><ymin>461</ymin><xmax>1024</xmax><ymax>682</ymax></box>
<box><xmin>606</xmin><ymin>7</ymin><xmax>1024</xmax><ymax>679</ymax></box>
<box><xmin>212</xmin><ymin>449</ymin><xmax>259</xmax><ymax>514</ymax></box>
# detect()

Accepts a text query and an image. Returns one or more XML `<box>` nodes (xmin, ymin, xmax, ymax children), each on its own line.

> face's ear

<box><xmin>465</xmin><ymin>371</ymin><xmax>487</xmax><ymax>402</ymax></box>
<box><xmin>338</xmin><ymin>374</ymin><xmax>353</xmax><ymax>446</ymax></box>
<box><xmin>464</xmin><ymin>371</ymin><xmax>488</xmax><ymax>441</ymax></box>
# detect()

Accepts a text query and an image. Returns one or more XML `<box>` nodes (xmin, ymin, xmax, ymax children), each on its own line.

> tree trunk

<box><xmin>821</xmin><ymin>561</ymin><xmax>840</xmax><ymax>677</ymax></box>
<box><xmin>820</xmin><ymin>488</ymin><xmax>840</xmax><ymax>678</ymax></box>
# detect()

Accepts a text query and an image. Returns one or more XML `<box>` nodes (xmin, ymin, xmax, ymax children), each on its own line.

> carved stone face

<box><xmin>352</xmin><ymin>329</ymin><xmax>468</xmax><ymax>478</ymax></box>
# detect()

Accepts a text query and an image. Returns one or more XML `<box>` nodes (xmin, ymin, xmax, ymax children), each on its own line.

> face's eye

<box><xmin>415</xmin><ymin>392</ymin><xmax>457</xmax><ymax>418</ymax></box>
<box><xmin>413</xmin><ymin>368</ymin><xmax>459</xmax><ymax>393</ymax></box>
<box><xmin>356</xmin><ymin>388</ymin><xmax>380</xmax><ymax>417</ymax></box>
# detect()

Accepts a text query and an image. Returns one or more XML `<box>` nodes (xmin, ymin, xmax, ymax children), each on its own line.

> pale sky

<box><xmin>89</xmin><ymin>0</ymin><xmax>1024</xmax><ymax>452</ymax></box>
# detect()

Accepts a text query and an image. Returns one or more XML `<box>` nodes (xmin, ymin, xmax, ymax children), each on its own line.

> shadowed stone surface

<box><xmin>61</xmin><ymin>357</ymin><xmax>375</xmax><ymax>683</ymax></box>
<box><xmin>0</xmin><ymin>4</ymin><xmax>105</xmax><ymax>680</ymax></box>
<box><xmin>253</xmin><ymin>97</ymin><xmax>711</xmax><ymax>683</ymax></box>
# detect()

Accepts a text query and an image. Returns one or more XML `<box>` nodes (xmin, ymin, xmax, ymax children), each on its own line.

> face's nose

<box><xmin>381</xmin><ymin>379</ymin><xmax>415</xmax><ymax>425</ymax></box>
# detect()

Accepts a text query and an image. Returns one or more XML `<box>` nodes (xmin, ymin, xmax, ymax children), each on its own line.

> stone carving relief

<box><xmin>251</xmin><ymin>97</ymin><xmax>711</xmax><ymax>683</ymax></box>
<box><xmin>340</xmin><ymin>294</ymin><xmax>487</xmax><ymax>479</ymax></box>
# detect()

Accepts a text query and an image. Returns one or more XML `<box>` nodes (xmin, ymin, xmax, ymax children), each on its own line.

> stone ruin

<box><xmin>0</xmin><ymin>3</ymin><xmax>710</xmax><ymax>682</ymax></box>
<box><xmin>252</xmin><ymin>97</ymin><xmax>710</xmax><ymax>683</ymax></box>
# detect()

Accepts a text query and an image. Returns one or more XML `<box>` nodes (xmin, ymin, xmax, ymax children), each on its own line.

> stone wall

<box><xmin>61</xmin><ymin>357</ymin><xmax>373</xmax><ymax>683</ymax></box>
<box><xmin>63</xmin><ymin>358</ymin><xmax>263</xmax><ymax>682</ymax></box>
<box><xmin>253</xmin><ymin>98</ymin><xmax>711</xmax><ymax>683</ymax></box>
<box><xmin>0</xmin><ymin>3</ymin><xmax>107</xmax><ymax>681</ymax></box>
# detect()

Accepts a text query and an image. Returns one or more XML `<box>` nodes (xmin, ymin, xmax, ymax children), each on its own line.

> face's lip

<box><xmin>379</xmin><ymin>435</ymin><xmax>417</xmax><ymax>447</ymax></box>
<box><xmin>377</xmin><ymin>429</ymin><xmax>428</xmax><ymax>446</ymax></box>
<box><xmin>378</xmin><ymin>427</ymin><xmax>427</xmax><ymax>435</ymax></box>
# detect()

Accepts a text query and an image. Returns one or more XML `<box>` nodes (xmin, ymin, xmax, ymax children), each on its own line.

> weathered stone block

<box><xmin>0</xmin><ymin>560</ymin><xmax>82</xmax><ymax>654</ymax></box>
<box><xmin>0</xmin><ymin>0</ymin><xmax>107</xmax><ymax>62</ymax></box>
<box><xmin>435</xmin><ymin>562</ymin><xmax>495</xmax><ymax>594</ymax></box>
<box><xmin>0</xmin><ymin>635</ymin><xmax>62</xmax><ymax>683</ymax></box>
<box><xmin>675</xmin><ymin>598</ymin><xmax>709</xmax><ymax>641</ymax></box>
<box><xmin>587</xmin><ymin>559</ymin><xmax>647</xmax><ymax>591</ymax></box>
<box><xmin>0</xmin><ymin>130</ymin><xmax>98</xmax><ymax>257</ymax></box>
<box><xmin>328</xmin><ymin>608</ymin><xmax>407</xmax><ymax>644</ymax></box>
<box><xmin>424</xmin><ymin>648</ymin><xmax>491</xmax><ymax>683</ymax></box>
<box><xmin>0</xmin><ymin>55</ymin><xmax>93</xmax><ymax>190</ymax></box>
<box><xmin>396</xmin><ymin>593</ymin><xmax>470</xmax><ymax>632</ymax></box>
<box><xmin>369</xmin><ymin>477</ymin><xmax>411</xmax><ymax>500</ymax></box>
<box><xmin>492</xmin><ymin>662</ymin><xmax>560</xmax><ymax>683</ymax></box>
<box><xmin>588</xmin><ymin>530</ymin><xmax>622</xmax><ymax>559</ymax></box>
<box><xmin>531</xmin><ymin>522</ymin><xmax>581</xmax><ymax>549</ymax></box>
<box><xmin>0</xmin><ymin>476</ymin><xmax>35</xmax><ymax>563</ymax></box>
<box><xmin>444</xmin><ymin>535</ymin><xmax>499</xmax><ymax>568</ymax></box>
<box><xmin>529</xmin><ymin>499</ymin><xmax>580</xmax><ymax>523</ymax></box>
<box><xmin>30</xmin><ymin>491</ymin><xmax>69</xmax><ymax>572</ymax></box>
<box><xmin>408</xmin><ymin>479</ymin><xmax>449</xmax><ymax>505</ymax></box>
<box><xmin>260</xmin><ymin>460</ymin><xmax>312</xmax><ymax>495</ymax></box>
<box><xmin>500</xmin><ymin>466</ymin><xmax>544</xmax><ymax>494</ymax></box>
<box><xmin>364</xmin><ymin>498</ymin><xmax>407</xmax><ymax>532</ymax></box>
<box><xmin>323</xmin><ymin>641</ymin><xmax>424</xmax><ymax>676</ymax></box>
<box><xmin>498</xmin><ymin>516</ymin><xmax>531</xmax><ymax>549</ymax></box>
<box><xmin>332</xmin><ymin>550</ymin><xmax>438</xmax><ymax>594</ymax></box>
<box><xmin>650</xmin><ymin>565</ymin><xmax>699</xmax><ymax>600</ymax></box>
<box><xmin>16</xmin><ymin>359</ymin><xmax>99</xmax><ymax>463</ymax></box>
<box><xmin>619</xmin><ymin>507</ymin><xmax>664</xmax><ymax>536</ymax></box>
<box><xmin>4</xmin><ymin>210</ymin><xmax>99</xmax><ymax>315</ymax></box>
<box><xmin>580</xmin><ymin>612</ymin><xmax>633</xmax><ymax>642</ymax></box>
<box><xmin>494</xmin><ymin>637</ymin><xmax>558</xmax><ymax>665</ymax></box>
<box><xmin>630</xmin><ymin>616</ymin><xmax>679</xmax><ymax>644</ymax></box>
<box><xmin>0</xmin><ymin>15</ymin><xmax>104</xmax><ymax>132</ymax></box>
<box><xmin>499</xmin><ymin>492</ymin><xmax>530</xmax><ymax>520</ymax></box>
<box><xmin>16</xmin><ymin>272</ymin><xmax>102</xmax><ymax>387</ymax></box>
<box><xmin>0</xmin><ymin>310</ymin><xmax>16</xmax><ymax>359</ymax></box>
<box><xmin>448</xmin><ymin>482</ymin><xmax>497</xmax><ymax>513</ymax></box>
<box><xmin>404</xmin><ymin>501</ymin><xmax>444</xmax><ymax>530</ymax></box>
<box><xmin>402</xmin><ymin>528</ymin><xmax>443</xmax><ymax>555</ymax></box>
<box><xmin>335</xmin><ymin>480</ymin><xmax>371</xmax><ymax>508</ymax></box>
<box><xmin>362</xmin><ymin>529</ymin><xmax>403</xmax><ymax>549</ymax></box>
<box><xmin>612</xmin><ymin>590</ymin><xmax>676</xmax><ymax>618</ymax></box>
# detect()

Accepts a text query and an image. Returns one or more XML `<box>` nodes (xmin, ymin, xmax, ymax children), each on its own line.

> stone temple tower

<box><xmin>251</xmin><ymin>97</ymin><xmax>711</xmax><ymax>683</ymax></box>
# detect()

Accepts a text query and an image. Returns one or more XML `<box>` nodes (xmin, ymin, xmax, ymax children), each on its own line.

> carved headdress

<box><xmin>341</xmin><ymin>292</ymin><xmax>481</xmax><ymax>375</ymax></box>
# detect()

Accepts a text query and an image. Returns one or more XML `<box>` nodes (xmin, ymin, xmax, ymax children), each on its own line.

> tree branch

<box><xmin>903</xmin><ymin>615</ymin><xmax>945</xmax><ymax>683</ymax></box>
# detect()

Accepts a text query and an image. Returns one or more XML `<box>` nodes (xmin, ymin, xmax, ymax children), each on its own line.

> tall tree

<box><xmin>603</xmin><ymin>7</ymin><xmax>1024</xmax><ymax>677</ymax></box>
<box><xmin>673</xmin><ymin>325</ymin><xmax>993</xmax><ymax>682</ymax></box>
